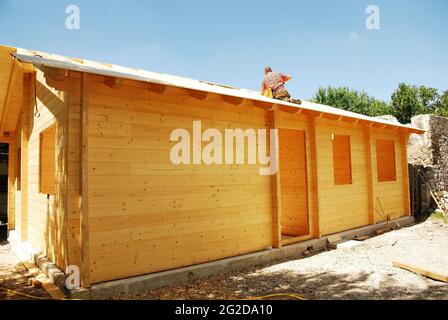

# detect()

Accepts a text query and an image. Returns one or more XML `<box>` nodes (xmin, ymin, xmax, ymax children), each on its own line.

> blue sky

<box><xmin>0</xmin><ymin>0</ymin><xmax>447</xmax><ymax>101</ymax></box>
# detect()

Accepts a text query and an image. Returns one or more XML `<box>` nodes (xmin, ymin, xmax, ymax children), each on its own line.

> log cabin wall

<box><xmin>5</xmin><ymin>66</ymin><xmax>413</xmax><ymax>287</ymax></box>
<box><xmin>84</xmin><ymin>76</ymin><xmax>274</xmax><ymax>284</ymax></box>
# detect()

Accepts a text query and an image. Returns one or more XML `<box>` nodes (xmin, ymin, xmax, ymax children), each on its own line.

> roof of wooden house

<box><xmin>0</xmin><ymin>45</ymin><xmax>425</xmax><ymax>135</ymax></box>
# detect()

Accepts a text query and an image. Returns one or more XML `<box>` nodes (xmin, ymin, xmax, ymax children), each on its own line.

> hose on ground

<box><xmin>247</xmin><ymin>293</ymin><xmax>307</xmax><ymax>300</ymax></box>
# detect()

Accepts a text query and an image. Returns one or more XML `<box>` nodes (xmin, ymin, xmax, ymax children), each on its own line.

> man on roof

<box><xmin>261</xmin><ymin>66</ymin><xmax>301</xmax><ymax>104</ymax></box>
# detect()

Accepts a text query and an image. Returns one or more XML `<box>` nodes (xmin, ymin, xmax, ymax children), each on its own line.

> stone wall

<box><xmin>408</xmin><ymin>114</ymin><xmax>448</xmax><ymax>191</ymax></box>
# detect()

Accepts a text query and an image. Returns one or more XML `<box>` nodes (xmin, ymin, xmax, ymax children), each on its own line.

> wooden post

<box><xmin>308</xmin><ymin>115</ymin><xmax>320</xmax><ymax>238</ymax></box>
<box><xmin>269</xmin><ymin>107</ymin><xmax>282</xmax><ymax>248</ymax></box>
<box><xmin>364</xmin><ymin>127</ymin><xmax>375</xmax><ymax>225</ymax></box>
<box><xmin>7</xmin><ymin>136</ymin><xmax>16</xmax><ymax>231</ymax></box>
<box><xmin>20</xmin><ymin>74</ymin><xmax>31</xmax><ymax>241</ymax></box>
<box><xmin>401</xmin><ymin>131</ymin><xmax>411</xmax><ymax>216</ymax></box>
<box><xmin>80</xmin><ymin>73</ymin><xmax>91</xmax><ymax>288</ymax></box>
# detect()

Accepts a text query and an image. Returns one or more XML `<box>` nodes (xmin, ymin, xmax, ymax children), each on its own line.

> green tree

<box><xmin>436</xmin><ymin>90</ymin><xmax>448</xmax><ymax>117</ymax></box>
<box><xmin>369</xmin><ymin>99</ymin><xmax>393</xmax><ymax>117</ymax></box>
<box><xmin>312</xmin><ymin>86</ymin><xmax>392</xmax><ymax>117</ymax></box>
<box><xmin>390</xmin><ymin>84</ymin><xmax>421</xmax><ymax>123</ymax></box>
<box><xmin>390</xmin><ymin>84</ymin><xmax>443</xmax><ymax>123</ymax></box>
<box><xmin>418</xmin><ymin>86</ymin><xmax>439</xmax><ymax>113</ymax></box>
<box><xmin>313</xmin><ymin>85</ymin><xmax>448</xmax><ymax>124</ymax></box>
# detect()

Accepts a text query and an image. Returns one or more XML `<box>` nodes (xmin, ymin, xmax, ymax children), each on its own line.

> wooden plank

<box><xmin>57</xmin><ymin>93</ymin><xmax>70</xmax><ymax>271</ymax></box>
<box><xmin>269</xmin><ymin>108</ymin><xmax>281</xmax><ymax>248</ymax></box>
<box><xmin>393</xmin><ymin>261</ymin><xmax>448</xmax><ymax>283</ymax></box>
<box><xmin>39</xmin><ymin>125</ymin><xmax>56</xmax><ymax>195</ymax></box>
<box><xmin>364</xmin><ymin>127</ymin><xmax>375</xmax><ymax>224</ymax></box>
<box><xmin>400</xmin><ymin>131</ymin><xmax>411</xmax><ymax>216</ymax></box>
<box><xmin>7</xmin><ymin>136</ymin><xmax>16</xmax><ymax>231</ymax></box>
<box><xmin>20</xmin><ymin>74</ymin><xmax>31</xmax><ymax>241</ymax></box>
<box><xmin>22</xmin><ymin>261</ymin><xmax>66</xmax><ymax>299</ymax></box>
<box><xmin>308</xmin><ymin>115</ymin><xmax>320</xmax><ymax>238</ymax></box>
<box><xmin>80</xmin><ymin>73</ymin><xmax>91</xmax><ymax>288</ymax></box>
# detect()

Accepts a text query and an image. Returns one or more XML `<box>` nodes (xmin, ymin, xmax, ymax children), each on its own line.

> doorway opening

<box><xmin>278</xmin><ymin>129</ymin><xmax>310</xmax><ymax>245</ymax></box>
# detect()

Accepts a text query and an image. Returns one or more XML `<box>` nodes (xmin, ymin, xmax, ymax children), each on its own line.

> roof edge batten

<box><xmin>9</xmin><ymin>47</ymin><xmax>425</xmax><ymax>134</ymax></box>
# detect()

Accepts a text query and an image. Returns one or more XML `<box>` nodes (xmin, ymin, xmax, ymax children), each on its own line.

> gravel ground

<box><xmin>116</xmin><ymin>220</ymin><xmax>448</xmax><ymax>300</ymax></box>
<box><xmin>0</xmin><ymin>243</ymin><xmax>51</xmax><ymax>300</ymax></box>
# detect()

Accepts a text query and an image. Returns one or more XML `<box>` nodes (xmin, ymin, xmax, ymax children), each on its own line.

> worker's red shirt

<box><xmin>261</xmin><ymin>72</ymin><xmax>290</xmax><ymax>93</ymax></box>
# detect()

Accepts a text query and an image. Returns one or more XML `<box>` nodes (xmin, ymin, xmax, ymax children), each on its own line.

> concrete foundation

<box><xmin>9</xmin><ymin>216</ymin><xmax>415</xmax><ymax>300</ymax></box>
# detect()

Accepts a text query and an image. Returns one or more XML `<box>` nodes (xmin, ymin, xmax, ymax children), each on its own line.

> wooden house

<box><xmin>0</xmin><ymin>45</ymin><xmax>424</xmax><ymax>289</ymax></box>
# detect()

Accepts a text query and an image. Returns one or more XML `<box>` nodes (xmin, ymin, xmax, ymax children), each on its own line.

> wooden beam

<box><xmin>340</xmin><ymin>117</ymin><xmax>359</xmax><ymax>124</ymax></box>
<box><xmin>322</xmin><ymin>113</ymin><xmax>340</xmax><ymax>121</ymax></box>
<box><xmin>393</xmin><ymin>261</ymin><xmax>448</xmax><ymax>283</ymax></box>
<box><xmin>7</xmin><ymin>136</ymin><xmax>16</xmax><ymax>231</ymax></box>
<box><xmin>278</xmin><ymin>105</ymin><xmax>299</xmax><ymax>114</ymax></box>
<box><xmin>187</xmin><ymin>89</ymin><xmax>208</xmax><ymax>101</ymax></box>
<box><xmin>400</xmin><ymin>131</ymin><xmax>411</xmax><ymax>216</ymax></box>
<box><xmin>80</xmin><ymin>73</ymin><xmax>91</xmax><ymax>288</ymax></box>
<box><xmin>202</xmin><ymin>92</ymin><xmax>223</xmax><ymax>102</ymax></box>
<box><xmin>45</xmin><ymin>76</ymin><xmax>80</xmax><ymax>92</ymax></box>
<box><xmin>20</xmin><ymin>74</ymin><xmax>31</xmax><ymax>241</ymax></box>
<box><xmin>222</xmin><ymin>95</ymin><xmax>243</xmax><ymax>105</ymax></box>
<box><xmin>0</xmin><ymin>60</ymin><xmax>21</xmax><ymax>135</ymax></box>
<box><xmin>301</xmin><ymin>109</ymin><xmax>320</xmax><ymax>117</ymax></box>
<box><xmin>240</xmin><ymin>99</ymin><xmax>255</xmax><ymax>107</ymax></box>
<box><xmin>147</xmin><ymin>83</ymin><xmax>167</xmax><ymax>95</ymax></box>
<box><xmin>42</xmin><ymin>67</ymin><xmax>69</xmax><ymax>81</ymax></box>
<box><xmin>269</xmin><ymin>108</ymin><xmax>282</xmax><ymax>248</ymax></box>
<box><xmin>252</xmin><ymin>100</ymin><xmax>272</xmax><ymax>110</ymax></box>
<box><xmin>103</xmin><ymin>76</ymin><xmax>123</xmax><ymax>89</ymax></box>
<box><xmin>364</xmin><ymin>126</ymin><xmax>375</xmax><ymax>225</ymax></box>
<box><xmin>309</xmin><ymin>115</ymin><xmax>320</xmax><ymax>238</ymax></box>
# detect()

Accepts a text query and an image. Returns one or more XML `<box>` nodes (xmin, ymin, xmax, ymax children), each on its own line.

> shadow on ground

<box><xmin>118</xmin><ymin>268</ymin><xmax>448</xmax><ymax>300</ymax></box>
<box><xmin>0</xmin><ymin>244</ymin><xmax>51</xmax><ymax>300</ymax></box>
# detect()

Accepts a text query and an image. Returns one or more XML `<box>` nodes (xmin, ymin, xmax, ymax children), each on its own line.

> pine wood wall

<box><xmin>84</xmin><ymin>77</ymin><xmax>274</xmax><ymax>284</ymax></box>
<box><xmin>8</xmin><ymin>69</ymin><xmax>412</xmax><ymax>286</ymax></box>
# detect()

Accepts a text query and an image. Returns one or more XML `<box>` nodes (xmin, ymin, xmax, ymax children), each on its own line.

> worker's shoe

<box><xmin>290</xmin><ymin>98</ymin><xmax>302</xmax><ymax>105</ymax></box>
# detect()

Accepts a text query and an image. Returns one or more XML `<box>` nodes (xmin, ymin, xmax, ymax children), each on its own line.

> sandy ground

<box><xmin>0</xmin><ymin>243</ymin><xmax>51</xmax><ymax>300</ymax></box>
<box><xmin>117</xmin><ymin>220</ymin><xmax>448</xmax><ymax>300</ymax></box>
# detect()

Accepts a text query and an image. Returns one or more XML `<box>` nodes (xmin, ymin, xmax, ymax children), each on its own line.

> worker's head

<box><xmin>264</xmin><ymin>66</ymin><xmax>272</xmax><ymax>75</ymax></box>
